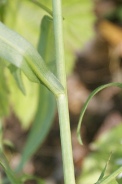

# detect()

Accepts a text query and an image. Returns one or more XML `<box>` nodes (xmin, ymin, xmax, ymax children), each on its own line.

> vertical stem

<box><xmin>57</xmin><ymin>95</ymin><xmax>76</xmax><ymax>184</ymax></box>
<box><xmin>52</xmin><ymin>0</ymin><xmax>76</xmax><ymax>184</ymax></box>
<box><xmin>52</xmin><ymin>0</ymin><xmax>66</xmax><ymax>87</ymax></box>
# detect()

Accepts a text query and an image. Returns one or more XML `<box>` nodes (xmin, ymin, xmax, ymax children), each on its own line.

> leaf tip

<box><xmin>77</xmin><ymin>130</ymin><xmax>83</xmax><ymax>145</ymax></box>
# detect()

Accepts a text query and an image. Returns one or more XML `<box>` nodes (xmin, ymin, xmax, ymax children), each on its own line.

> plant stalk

<box><xmin>52</xmin><ymin>0</ymin><xmax>76</xmax><ymax>184</ymax></box>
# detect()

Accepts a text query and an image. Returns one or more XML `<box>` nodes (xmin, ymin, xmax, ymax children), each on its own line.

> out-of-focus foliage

<box><xmin>0</xmin><ymin>0</ymin><xmax>94</xmax><ymax>179</ymax></box>
<box><xmin>0</xmin><ymin>0</ymin><xmax>94</xmax><ymax>126</ymax></box>
<box><xmin>3</xmin><ymin>0</ymin><xmax>94</xmax><ymax>72</ymax></box>
<box><xmin>0</xmin><ymin>63</ymin><xmax>9</xmax><ymax>117</ymax></box>
<box><xmin>78</xmin><ymin>124</ymin><xmax>122</xmax><ymax>184</ymax></box>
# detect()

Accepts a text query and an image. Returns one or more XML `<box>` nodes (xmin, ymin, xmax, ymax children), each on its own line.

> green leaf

<box><xmin>0</xmin><ymin>152</ymin><xmax>22</xmax><ymax>184</ymax></box>
<box><xmin>8</xmin><ymin>64</ymin><xmax>25</xmax><ymax>94</ymax></box>
<box><xmin>0</xmin><ymin>62</ymin><xmax>9</xmax><ymax>117</ymax></box>
<box><xmin>18</xmin><ymin>85</ymin><xmax>56</xmax><ymax>170</ymax></box>
<box><xmin>95</xmin><ymin>154</ymin><xmax>112</xmax><ymax>184</ymax></box>
<box><xmin>1</xmin><ymin>58</ymin><xmax>25</xmax><ymax>94</ymax></box>
<box><xmin>7</xmin><ymin>71</ymin><xmax>39</xmax><ymax>128</ymax></box>
<box><xmin>77</xmin><ymin>124</ymin><xmax>122</xmax><ymax>184</ymax></box>
<box><xmin>3</xmin><ymin>0</ymin><xmax>94</xmax><ymax>74</ymax></box>
<box><xmin>18</xmin><ymin>15</ymin><xmax>56</xmax><ymax>170</ymax></box>
<box><xmin>96</xmin><ymin>167</ymin><xmax>122</xmax><ymax>184</ymax></box>
<box><xmin>21</xmin><ymin>174</ymin><xmax>45</xmax><ymax>184</ymax></box>
<box><xmin>0</xmin><ymin>21</ymin><xmax>64</xmax><ymax>96</ymax></box>
<box><xmin>77</xmin><ymin>83</ymin><xmax>122</xmax><ymax>145</ymax></box>
<box><xmin>38</xmin><ymin>16</ymin><xmax>56</xmax><ymax>73</ymax></box>
<box><xmin>62</xmin><ymin>0</ymin><xmax>94</xmax><ymax>73</ymax></box>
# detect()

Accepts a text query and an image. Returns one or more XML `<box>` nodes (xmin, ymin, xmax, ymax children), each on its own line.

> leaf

<box><xmin>18</xmin><ymin>15</ymin><xmax>56</xmax><ymax>170</ymax></box>
<box><xmin>98</xmin><ymin>20</ymin><xmax>122</xmax><ymax>46</ymax></box>
<box><xmin>0</xmin><ymin>62</ymin><xmax>9</xmax><ymax>117</ymax></box>
<box><xmin>95</xmin><ymin>154</ymin><xmax>112</xmax><ymax>184</ymax></box>
<box><xmin>96</xmin><ymin>167</ymin><xmax>122</xmax><ymax>184</ymax></box>
<box><xmin>0</xmin><ymin>21</ymin><xmax>64</xmax><ymax>96</ymax></box>
<box><xmin>62</xmin><ymin>0</ymin><xmax>94</xmax><ymax>73</ymax></box>
<box><xmin>18</xmin><ymin>85</ymin><xmax>56</xmax><ymax>170</ymax></box>
<box><xmin>77</xmin><ymin>125</ymin><xmax>122</xmax><ymax>184</ymax></box>
<box><xmin>77</xmin><ymin>83</ymin><xmax>122</xmax><ymax>145</ymax></box>
<box><xmin>3</xmin><ymin>0</ymin><xmax>94</xmax><ymax>74</ymax></box>
<box><xmin>21</xmin><ymin>174</ymin><xmax>44</xmax><ymax>184</ymax></box>
<box><xmin>8</xmin><ymin>64</ymin><xmax>25</xmax><ymax>94</ymax></box>
<box><xmin>0</xmin><ymin>152</ymin><xmax>22</xmax><ymax>184</ymax></box>
<box><xmin>38</xmin><ymin>16</ymin><xmax>56</xmax><ymax>73</ymax></box>
<box><xmin>1</xmin><ymin>58</ymin><xmax>25</xmax><ymax>94</ymax></box>
<box><xmin>8</xmin><ymin>73</ymin><xmax>39</xmax><ymax>128</ymax></box>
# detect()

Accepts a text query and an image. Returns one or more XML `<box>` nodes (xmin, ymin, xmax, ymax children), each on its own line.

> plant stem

<box><xmin>57</xmin><ymin>95</ymin><xmax>76</xmax><ymax>184</ymax></box>
<box><xmin>52</xmin><ymin>0</ymin><xmax>76</xmax><ymax>184</ymax></box>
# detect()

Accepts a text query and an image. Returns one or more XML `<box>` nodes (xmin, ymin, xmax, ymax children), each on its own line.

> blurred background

<box><xmin>0</xmin><ymin>0</ymin><xmax>122</xmax><ymax>183</ymax></box>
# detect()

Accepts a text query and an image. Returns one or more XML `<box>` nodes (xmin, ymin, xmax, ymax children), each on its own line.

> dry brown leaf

<box><xmin>98</xmin><ymin>20</ymin><xmax>122</xmax><ymax>46</ymax></box>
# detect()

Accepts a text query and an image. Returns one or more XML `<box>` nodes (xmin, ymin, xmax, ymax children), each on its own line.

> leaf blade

<box><xmin>0</xmin><ymin>21</ymin><xmax>64</xmax><ymax>96</ymax></box>
<box><xmin>18</xmin><ymin>15</ymin><xmax>56</xmax><ymax>170</ymax></box>
<box><xmin>0</xmin><ymin>152</ymin><xmax>22</xmax><ymax>184</ymax></box>
<box><xmin>77</xmin><ymin>83</ymin><xmax>122</xmax><ymax>145</ymax></box>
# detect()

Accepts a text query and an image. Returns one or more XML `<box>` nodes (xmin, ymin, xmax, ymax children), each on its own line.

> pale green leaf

<box><xmin>8</xmin><ymin>73</ymin><xmax>39</xmax><ymax>128</ymax></box>
<box><xmin>77</xmin><ymin>83</ymin><xmax>122</xmax><ymax>145</ymax></box>
<box><xmin>96</xmin><ymin>167</ymin><xmax>122</xmax><ymax>184</ymax></box>
<box><xmin>0</xmin><ymin>21</ymin><xmax>64</xmax><ymax>96</ymax></box>
<box><xmin>4</xmin><ymin>0</ymin><xmax>94</xmax><ymax>74</ymax></box>
<box><xmin>95</xmin><ymin>154</ymin><xmax>112</xmax><ymax>184</ymax></box>
<box><xmin>8</xmin><ymin>65</ymin><xmax>25</xmax><ymax>94</ymax></box>
<box><xmin>18</xmin><ymin>15</ymin><xmax>56</xmax><ymax>169</ymax></box>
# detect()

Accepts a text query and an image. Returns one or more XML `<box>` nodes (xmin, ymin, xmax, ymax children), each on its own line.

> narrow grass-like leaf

<box><xmin>0</xmin><ymin>152</ymin><xmax>22</xmax><ymax>184</ymax></box>
<box><xmin>77</xmin><ymin>83</ymin><xmax>122</xmax><ymax>145</ymax></box>
<box><xmin>96</xmin><ymin>167</ymin><xmax>122</xmax><ymax>184</ymax></box>
<box><xmin>95</xmin><ymin>154</ymin><xmax>112</xmax><ymax>183</ymax></box>
<box><xmin>21</xmin><ymin>173</ymin><xmax>44</xmax><ymax>183</ymax></box>
<box><xmin>18</xmin><ymin>85</ymin><xmax>56</xmax><ymax>170</ymax></box>
<box><xmin>0</xmin><ymin>22</ymin><xmax>64</xmax><ymax>97</ymax></box>
<box><xmin>38</xmin><ymin>16</ymin><xmax>56</xmax><ymax>74</ymax></box>
<box><xmin>18</xmin><ymin>15</ymin><xmax>56</xmax><ymax>170</ymax></box>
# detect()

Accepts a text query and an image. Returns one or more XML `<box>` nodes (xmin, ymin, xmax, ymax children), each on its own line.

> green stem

<box><xmin>52</xmin><ymin>0</ymin><xmax>76</xmax><ymax>184</ymax></box>
<box><xmin>52</xmin><ymin>0</ymin><xmax>66</xmax><ymax>87</ymax></box>
<box><xmin>57</xmin><ymin>95</ymin><xmax>76</xmax><ymax>184</ymax></box>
